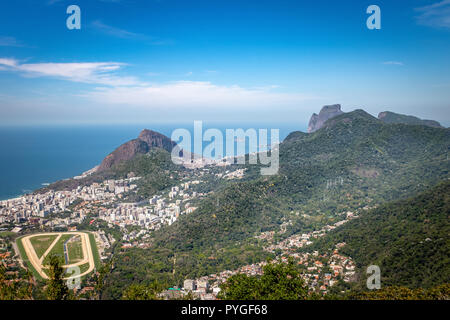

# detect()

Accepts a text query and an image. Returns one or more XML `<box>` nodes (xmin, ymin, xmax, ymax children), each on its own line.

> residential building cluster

<box><xmin>288</xmin><ymin>244</ymin><xmax>356</xmax><ymax>293</ymax></box>
<box><xmin>0</xmin><ymin>238</ymin><xmax>23</xmax><ymax>285</ymax></box>
<box><xmin>94</xmin><ymin>230</ymin><xmax>115</xmax><ymax>261</ymax></box>
<box><xmin>180</xmin><ymin>241</ymin><xmax>356</xmax><ymax>300</ymax></box>
<box><xmin>98</xmin><ymin>180</ymin><xmax>203</xmax><ymax>232</ymax></box>
<box><xmin>263</xmin><ymin>212</ymin><xmax>358</xmax><ymax>254</ymax></box>
<box><xmin>215</xmin><ymin>168</ymin><xmax>246</xmax><ymax>180</ymax></box>
<box><xmin>0</xmin><ymin>177</ymin><xmax>140</xmax><ymax>228</ymax></box>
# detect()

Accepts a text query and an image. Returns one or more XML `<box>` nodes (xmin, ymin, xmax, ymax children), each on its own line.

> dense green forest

<box><xmin>4</xmin><ymin>257</ymin><xmax>448</xmax><ymax>300</ymax></box>
<box><xmin>306</xmin><ymin>180</ymin><xmax>450</xmax><ymax>289</ymax></box>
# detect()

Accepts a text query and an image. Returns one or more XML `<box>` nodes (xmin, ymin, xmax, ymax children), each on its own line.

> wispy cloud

<box><xmin>382</xmin><ymin>61</ymin><xmax>404</xmax><ymax>66</ymax></box>
<box><xmin>46</xmin><ymin>0</ymin><xmax>63</xmax><ymax>5</ymax></box>
<box><xmin>0</xmin><ymin>58</ymin><xmax>143</xmax><ymax>86</ymax></box>
<box><xmin>47</xmin><ymin>0</ymin><xmax>122</xmax><ymax>5</ymax></box>
<box><xmin>0</xmin><ymin>58</ymin><xmax>319</xmax><ymax>112</ymax></box>
<box><xmin>91</xmin><ymin>20</ymin><xmax>147</xmax><ymax>40</ymax></box>
<box><xmin>0</xmin><ymin>36</ymin><xmax>24</xmax><ymax>47</ymax></box>
<box><xmin>84</xmin><ymin>81</ymin><xmax>318</xmax><ymax>110</ymax></box>
<box><xmin>91</xmin><ymin>20</ymin><xmax>173</xmax><ymax>45</ymax></box>
<box><xmin>147</xmin><ymin>72</ymin><xmax>162</xmax><ymax>77</ymax></box>
<box><xmin>0</xmin><ymin>58</ymin><xmax>19</xmax><ymax>67</ymax></box>
<box><xmin>415</xmin><ymin>0</ymin><xmax>450</xmax><ymax>29</ymax></box>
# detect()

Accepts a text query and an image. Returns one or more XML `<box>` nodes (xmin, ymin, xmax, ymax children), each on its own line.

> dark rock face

<box><xmin>97</xmin><ymin>129</ymin><xmax>176</xmax><ymax>171</ymax></box>
<box><xmin>308</xmin><ymin>104</ymin><xmax>344</xmax><ymax>133</ymax></box>
<box><xmin>378</xmin><ymin>111</ymin><xmax>443</xmax><ymax>128</ymax></box>
<box><xmin>308</xmin><ymin>114</ymin><xmax>320</xmax><ymax>133</ymax></box>
<box><xmin>138</xmin><ymin>129</ymin><xmax>177</xmax><ymax>151</ymax></box>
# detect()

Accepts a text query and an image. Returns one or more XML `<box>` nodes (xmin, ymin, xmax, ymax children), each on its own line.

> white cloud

<box><xmin>415</xmin><ymin>0</ymin><xmax>450</xmax><ymax>29</ymax></box>
<box><xmin>47</xmin><ymin>0</ymin><xmax>122</xmax><ymax>5</ymax></box>
<box><xmin>0</xmin><ymin>58</ymin><xmax>19</xmax><ymax>67</ymax></box>
<box><xmin>0</xmin><ymin>58</ymin><xmax>320</xmax><ymax>114</ymax></box>
<box><xmin>0</xmin><ymin>58</ymin><xmax>143</xmax><ymax>86</ymax></box>
<box><xmin>147</xmin><ymin>72</ymin><xmax>162</xmax><ymax>76</ymax></box>
<box><xmin>0</xmin><ymin>36</ymin><xmax>24</xmax><ymax>47</ymax></box>
<box><xmin>91</xmin><ymin>20</ymin><xmax>173</xmax><ymax>45</ymax></box>
<box><xmin>84</xmin><ymin>81</ymin><xmax>318</xmax><ymax>109</ymax></box>
<box><xmin>46</xmin><ymin>0</ymin><xmax>63</xmax><ymax>5</ymax></box>
<box><xmin>382</xmin><ymin>61</ymin><xmax>404</xmax><ymax>66</ymax></box>
<box><xmin>91</xmin><ymin>20</ymin><xmax>146</xmax><ymax>40</ymax></box>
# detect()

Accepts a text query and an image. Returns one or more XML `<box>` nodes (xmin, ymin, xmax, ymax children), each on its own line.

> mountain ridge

<box><xmin>306</xmin><ymin>105</ymin><xmax>445</xmax><ymax>134</ymax></box>
<box><xmin>378</xmin><ymin>111</ymin><xmax>444</xmax><ymax>128</ymax></box>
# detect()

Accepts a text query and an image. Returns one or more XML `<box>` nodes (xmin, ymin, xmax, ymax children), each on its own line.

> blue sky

<box><xmin>0</xmin><ymin>0</ymin><xmax>449</xmax><ymax>127</ymax></box>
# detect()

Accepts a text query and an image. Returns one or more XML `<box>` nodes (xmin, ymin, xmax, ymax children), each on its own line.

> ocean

<box><xmin>0</xmin><ymin>122</ymin><xmax>305</xmax><ymax>200</ymax></box>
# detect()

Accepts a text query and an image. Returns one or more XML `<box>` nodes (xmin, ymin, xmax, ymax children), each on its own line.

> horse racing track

<box><xmin>17</xmin><ymin>232</ymin><xmax>98</xmax><ymax>280</ymax></box>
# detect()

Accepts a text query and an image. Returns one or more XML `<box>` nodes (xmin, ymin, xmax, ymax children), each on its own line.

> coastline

<box><xmin>0</xmin><ymin>165</ymin><xmax>99</xmax><ymax>202</ymax></box>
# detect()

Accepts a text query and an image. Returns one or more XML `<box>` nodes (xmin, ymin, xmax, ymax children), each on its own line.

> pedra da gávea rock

<box><xmin>307</xmin><ymin>104</ymin><xmax>344</xmax><ymax>133</ymax></box>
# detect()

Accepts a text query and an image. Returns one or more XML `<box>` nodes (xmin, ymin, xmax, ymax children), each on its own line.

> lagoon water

<box><xmin>0</xmin><ymin>122</ymin><xmax>304</xmax><ymax>200</ymax></box>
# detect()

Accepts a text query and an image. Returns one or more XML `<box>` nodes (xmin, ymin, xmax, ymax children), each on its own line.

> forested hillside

<box><xmin>307</xmin><ymin>180</ymin><xmax>450</xmax><ymax>289</ymax></box>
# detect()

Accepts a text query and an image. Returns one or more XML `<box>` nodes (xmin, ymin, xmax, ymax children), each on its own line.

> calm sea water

<box><xmin>0</xmin><ymin>122</ymin><xmax>305</xmax><ymax>200</ymax></box>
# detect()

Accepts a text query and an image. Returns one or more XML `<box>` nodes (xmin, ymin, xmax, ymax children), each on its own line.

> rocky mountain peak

<box><xmin>138</xmin><ymin>129</ymin><xmax>177</xmax><ymax>150</ymax></box>
<box><xmin>307</xmin><ymin>104</ymin><xmax>344</xmax><ymax>133</ymax></box>
<box><xmin>97</xmin><ymin>129</ymin><xmax>176</xmax><ymax>172</ymax></box>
